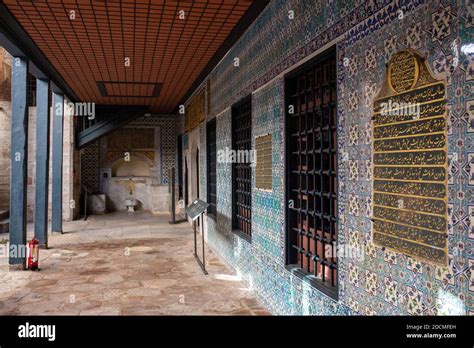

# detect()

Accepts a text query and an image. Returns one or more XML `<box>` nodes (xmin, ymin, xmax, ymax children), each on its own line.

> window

<box><xmin>206</xmin><ymin>119</ymin><xmax>217</xmax><ymax>218</ymax></box>
<box><xmin>232</xmin><ymin>95</ymin><xmax>252</xmax><ymax>239</ymax></box>
<box><xmin>285</xmin><ymin>48</ymin><xmax>338</xmax><ymax>299</ymax></box>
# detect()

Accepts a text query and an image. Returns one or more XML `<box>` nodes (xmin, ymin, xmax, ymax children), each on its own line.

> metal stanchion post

<box><xmin>201</xmin><ymin>217</ymin><xmax>205</xmax><ymax>272</ymax></box>
<box><xmin>187</xmin><ymin>199</ymin><xmax>209</xmax><ymax>275</ymax></box>
<box><xmin>193</xmin><ymin>219</ymin><xmax>197</xmax><ymax>256</ymax></box>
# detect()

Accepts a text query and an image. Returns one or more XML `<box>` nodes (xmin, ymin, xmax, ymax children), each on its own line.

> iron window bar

<box><xmin>285</xmin><ymin>49</ymin><xmax>338</xmax><ymax>299</ymax></box>
<box><xmin>206</xmin><ymin>119</ymin><xmax>217</xmax><ymax>218</ymax></box>
<box><xmin>232</xmin><ymin>95</ymin><xmax>252</xmax><ymax>239</ymax></box>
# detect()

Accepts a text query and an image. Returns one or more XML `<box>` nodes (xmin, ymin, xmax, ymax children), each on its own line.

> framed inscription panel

<box><xmin>371</xmin><ymin>49</ymin><xmax>448</xmax><ymax>266</ymax></box>
<box><xmin>185</xmin><ymin>86</ymin><xmax>206</xmax><ymax>133</ymax></box>
<box><xmin>255</xmin><ymin>134</ymin><xmax>272</xmax><ymax>190</ymax></box>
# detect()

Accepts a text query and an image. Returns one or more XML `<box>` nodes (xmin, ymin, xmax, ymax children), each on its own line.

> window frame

<box><xmin>284</xmin><ymin>47</ymin><xmax>339</xmax><ymax>300</ymax></box>
<box><xmin>206</xmin><ymin>119</ymin><xmax>217</xmax><ymax>219</ymax></box>
<box><xmin>231</xmin><ymin>95</ymin><xmax>252</xmax><ymax>242</ymax></box>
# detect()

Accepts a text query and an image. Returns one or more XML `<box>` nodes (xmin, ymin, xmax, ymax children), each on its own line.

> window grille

<box><xmin>232</xmin><ymin>95</ymin><xmax>252</xmax><ymax>239</ymax></box>
<box><xmin>285</xmin><ymin>49</ymin><xmax>338</xmax><ymax>298</ymax></box>
<box><xmin>207</xmin><ymin>119</ymin><xmax>217</xmax><ymax>218</ymax></box>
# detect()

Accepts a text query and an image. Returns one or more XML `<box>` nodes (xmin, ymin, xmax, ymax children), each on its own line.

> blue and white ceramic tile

<box><xmin>187</xmin><ymin>0</ymin><xmax>471</xmax><ymax>315</ymax></box>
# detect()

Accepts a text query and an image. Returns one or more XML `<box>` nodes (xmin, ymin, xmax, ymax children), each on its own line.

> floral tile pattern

<box><xmin>189</xmin><ymin>0</ymin><xmax>471</xmax><ymax>315</ymax></box>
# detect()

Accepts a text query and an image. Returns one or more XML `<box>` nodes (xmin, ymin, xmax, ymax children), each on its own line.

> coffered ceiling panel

<box><xmin>2</xmin><ymin>0</ymin><xmax>261</xmax><ymax>112</ymax></box>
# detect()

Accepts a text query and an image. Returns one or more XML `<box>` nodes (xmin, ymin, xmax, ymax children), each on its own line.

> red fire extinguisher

<box><xmin>27</xmin><ymin>237</ymin><xmax>40</xmax><ymax>271</ymax></box>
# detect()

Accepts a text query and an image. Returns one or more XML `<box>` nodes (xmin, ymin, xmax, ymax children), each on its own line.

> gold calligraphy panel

<box><xmin>255</xmin><ymin>134</ymin><xmax>272</xmax><ymax>190</ymax></box>
<box><xmin>372</xmin><ymin>49</ymin><xmax>447</xmax><ymax>265</ymax></box>
<box><xmin>107</xmin><ymin>129</ymin><xmax>155</xmax><ymax>150</ymax></box>
<box><xmin>185</xmin><ymin>86</ymin><xmax>206</xmax><ymax>132</ymax></box>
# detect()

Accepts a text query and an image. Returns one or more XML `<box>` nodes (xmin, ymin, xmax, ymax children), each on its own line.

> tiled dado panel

<box><xmin>199</xmin><ymin>0</ymin><xmax>471</xmax><ymax>315</ymax></box>
<box><xmin>207</xmin><ymin>84</ymin><xmax>352</xmax><ymax>315</ymax></box>
<box><xmin>338</xmin><ymin>0</ymin><xmax>472</xmax><ymax>315</ymax></box>
<box><xmin>251</xmin><ymin>82</ymin><xmax>285</xmax><ymax>263</ymax></box>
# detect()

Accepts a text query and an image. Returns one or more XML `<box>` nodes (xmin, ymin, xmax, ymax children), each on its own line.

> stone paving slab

<box><xmin>0</xmin><ymin>212</ymin><xmax>270</xmax><ymax>315</ymax></box>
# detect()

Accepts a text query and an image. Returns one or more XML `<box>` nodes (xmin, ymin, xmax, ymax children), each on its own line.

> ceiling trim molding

<box><xmin>97</xmin><ymin>81</ymin><xmax>162</xmax><ymax>98</ymax></box>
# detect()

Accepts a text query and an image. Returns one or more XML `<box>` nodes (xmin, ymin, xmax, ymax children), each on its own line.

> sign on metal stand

<box><xmin>186</xmin><ymin>199</ymin><xmax>209</xmax><ymax>275</ymax></box>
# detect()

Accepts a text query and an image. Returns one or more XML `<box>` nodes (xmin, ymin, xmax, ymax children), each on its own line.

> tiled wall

<box><xmin>339</xmin><ymin>0</ymin><xmax>471</xmax><ymax>316</ymax></box>
<box><xmin>80</xmin><ymin>114</ymin><xmax>176</xmax><ymax>191</ymax></box>
<box><xmin>127</xmin><ymin>115</ymin><xmax>176</xmax><ymax>185</ymax></box>
<box><xmin>339</xmin><ymin>1</ymin><xmax>474</xmax><ymax>314</ymax></box>
<box><xmin>81</xmin><ymin>140</ymin><xmax>100</xmax><ymax>191</ymax></box>
<box><xmin>192</xmin><ymin>0</ymin><xmax>472</xmax><ymax>315</ymax></box>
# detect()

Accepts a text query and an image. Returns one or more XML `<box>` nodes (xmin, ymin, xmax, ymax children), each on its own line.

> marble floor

<box><xmin>0</xmin><ymin>212</ymin><xmax>270</xmax><ymax>315</ymax></box>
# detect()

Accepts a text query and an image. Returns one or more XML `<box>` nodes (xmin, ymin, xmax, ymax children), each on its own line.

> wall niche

<box><xmin>99</xmin><ymin>125</ymin><xmax>170</xmax><ymax>213</ymax></box>
<box><xmin>111</xmin><ymin>156</ymin><xmax>151</xmax><ymax>178</ymax></box>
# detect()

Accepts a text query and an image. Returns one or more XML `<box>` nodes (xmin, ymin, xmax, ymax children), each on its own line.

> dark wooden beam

<box><xmin>51</xmin><ymin>92</ymin><xmax>64</xmax><ymax>233</ymax></box>
<box><xmin>9</xmin><ymin>56</ymin><xmax>29</xmax><ymax>266</ymax></box>
<box><xmin>34</xmin><ymin>78</ymin><xmax>51</xmax><ymax>246</ymax></box>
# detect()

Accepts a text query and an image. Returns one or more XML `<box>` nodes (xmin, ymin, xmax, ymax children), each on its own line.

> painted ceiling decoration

<box><xmin>2</xmin><ymin>0</ymin><xmax>267</xmax><ymax>113</ymax></box>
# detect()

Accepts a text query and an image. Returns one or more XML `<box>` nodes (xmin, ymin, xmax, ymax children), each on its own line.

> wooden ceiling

<box><xmin>2</xmin><ymin>0</ymin><xmax>261</xmax><ymax>113</ymax></box>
